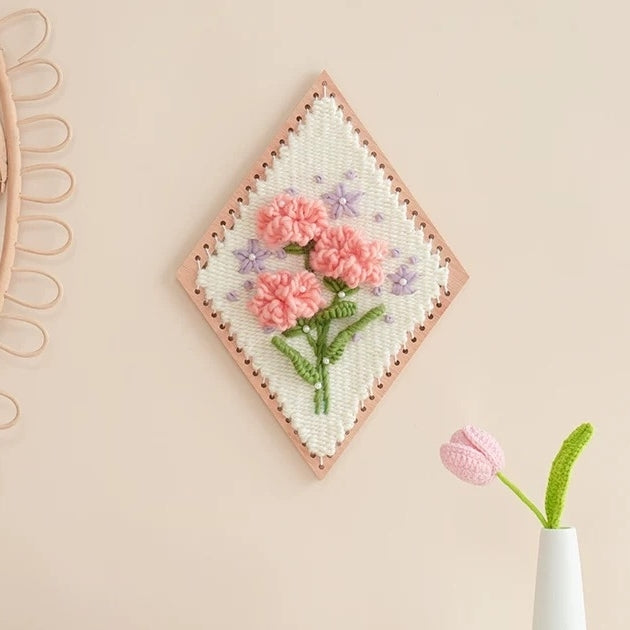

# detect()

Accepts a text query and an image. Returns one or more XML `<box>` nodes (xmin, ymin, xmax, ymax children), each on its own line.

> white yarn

<box><xmin>198</xmin><ymin>97</ymin><xmax>448</xmax><ymax>457</ymax></box>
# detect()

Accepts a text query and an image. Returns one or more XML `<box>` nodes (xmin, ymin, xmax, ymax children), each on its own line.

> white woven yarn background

<box><xmin>198</xmin><ymin>96</ymin><xmax>448</xmax><ymax>457</ymax></box>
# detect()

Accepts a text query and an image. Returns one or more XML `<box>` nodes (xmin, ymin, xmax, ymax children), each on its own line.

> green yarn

<box><xmin>497</xmin><ymin>472</ymin><xmax>548</xmax><ymax>528</ymax></box>
<box><xmin>283</xmin><ymin>244</ymin><xmax>306</xmax><ymax>254</ymax></box>
<box><xmin>322</xmin><ymin>277</ymin><xmax>358</xmax><ymax>297</ymax></box>
<box><xmin>327</xmin><ymin>305</ymin><xmax>386</xmax><ymax>364</ymax></box>
<box><xmin>544</xmin><ymin>423</ymin><xmax>594</xmax><ymax>529</ymax></box>
<box><xmin>271</xmin><ymin>336</ymin><xmax>319</xmax><ymax>385</ymax></box>
<box><xmin>310</xmin><ymin>301</ymin><xmax>356</xmax><ymax>323</ymax></box>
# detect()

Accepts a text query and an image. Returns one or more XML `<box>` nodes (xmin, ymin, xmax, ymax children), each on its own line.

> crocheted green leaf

<box><xmin>327</xmin><ymin>304</ymin><xmax>386</xmax><ymax>364</ymax></box>
<box><xmin>310</xmin><ymin>301</ymin><xmax>357</xmax><ymax>323</ymax></box>
<box><xmin>544</xmin><ymin>423</ymin><xmax>594</xmax><ymax>529</ymax></box>
<box><xmin>271</xmin><ymin>336</ymin><xmax>319</xmax><ymax>385</ymax></box>
<box><xmin>322</xmin><ymin>277</ymin><xmax>359</xmax><ymax>297</ymax></box>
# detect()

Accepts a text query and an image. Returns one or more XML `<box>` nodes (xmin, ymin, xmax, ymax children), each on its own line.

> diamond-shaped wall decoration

<box><xmin>177</xmin><ymin>71</ymin><xmax>468</xmax><ymax>478</ymax></box>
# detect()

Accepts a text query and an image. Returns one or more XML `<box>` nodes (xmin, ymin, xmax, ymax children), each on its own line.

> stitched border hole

<box><xmin>377</xmin><ymin>383</ymin><xmax>383</xmax><ymax>389</ymax></box>
<box><xmin>338</xmin><ymin>104</ymin><xmax>344</xmax><ymax>110</ymax></box>
<box><xmin>369</xmin><ymin>394</ymin><xmax>375</xmax><ymax>400</ymax></box>
<box><xmin>319</xmin><ymin>463</ymin><xmax>325</xmax><ymax>470</ymax></box>
<box><xmin>220</xmin><ymin>220</ymin><xmax>226</xmax><ymax>227</ymax></box>
<box><xmin>362</xmin><ymin>139</ymin><xmax>368</xmax><ymax>146</ymax></box>
<box><xmin>194</xmin><ymin>288</ymin><xmax>200</xmax><ymax>295</ymax></box>
<box><xmin>428</xmin><ymin>313</ymin><xmax>434</xmax><ymax>320</ymax></box>
<box><xmin>288</xmin><ymin>127</ymin><xmax>294</xmax><ymax>133</ymax></box>
<box><xmin>419</xmin><ymin>325</ymin><xmax>426</xmax><ymax>331</ymax></box>
<box><xmin>296</xmin><ymin>115</ymin><xmax>302</xmax><ymax>122</ymax></box>
<box><xmin>244</xmin><ymin>358</ymin><xmax>251</xmax><ymax>365</ymax></box>
<box><xmin>279</xmin><ymin>139</ymin><xmax>285</xmax><ymax>145</ymax></box>
<box><xmin>444</xmin><ymin>290</ymin><xmax>451</xmax><ymax>297</ymax></box>
<box><xmin>312</xmin><ymin>92</ymin><xmax>319</xmax><ymax>99</ymax></box>
<box><xmin>269</xmin><ymin>393</ymin><xmax>275</xmax><ymax>400</ymax></box>
<box><xmin>370</xmin><ymin>151</ymin><xmax>377</xmax><ymax>157</ymax></box>
<box><xmin>245</xmin><ymin>185</ymin><xmax>251</xmax><ymax>192</ymax></box>
<box><xmin>420</xmin><ymin>222</ymin><xmax>426</xmax><ymax>228</ymax></box>
<box><xmin>236</xmin><ymin>347</ymin><xmax>243</xmax><ymax>353</ymax></box>
<box><xmin>395</xmin><ymin>186</ymin><xmax>402</xmax><ymax>193</ymax></box>
<box><xmin>203</xmin><ymin>299</ymin><xmax>209</xmax><ymax>306</ymax></box>
<box><xmin>436</xmin><ymin>302</ymin><xmax>442</xmax><ymax>308</ymax></box>
<box><xmin>227</xmin><ymin>335</ymin><xmax>234</xmax><ymax>341</ymax></box>
<box><xmin>253</xmin><ymin>174</ymin><xmax>260</xmax><ymax>180</ymax></box>
<box><xmin>402</xmin><ymin>348</ymin><xmax>409</xmax><ymax>354</ymax></box>
<box><xmin>252</xmin><ymin>370</ymin><xmax>259</xmax><ymax>377</ymax></box>
<box><xmin>262</xmin><ymin>162</ymin><xmax>268</xmax><ymax>168</ymax></box>
<box><xmin>411</xmin><ymin>336</ymin><xmax>417</xmax><ymax>343</ymax></box>
<box><xmin>346</xmin><ymin>116</ymin><xmax>352</xmax><ymax>122</ymax></box>
<box><xmin>379</xmin><ymin>163</ymin><xmax>385</xmax><ymax>169</ymax></box>
<box><xmin>404</xmin><ymin>199</ymin><xmax>410</xmax><ymax>204</ymax></box>
<box><xmin>361</xmin><ymin>406</ymin><xmax>366</xmax><ymax>412</ymax></box>
<box><xmin>387</xmin><ymin>175</ymin><xmax>394</xmax><ymax>181</ymax></box>
<box><xmin>394</xmin><ymin>360</ymin><xmax>400</xmax><ymax>366</ymax></box>
<box><xmin>386</xmin><ymin>371</ymin><xmax>392</xmax><ymax>377</ymax></box>
<box><xmin>354</xmin><ymin>128</ymin><xmax>360</xmax><ymax>134</ymax></box>
<box><xmin>270</xmin><ymin>151</ymin><xmax>277</xmax><ymax>157</ymax></box>
<box><xmin>211</xmin><ymin>312</ymin><xmax>217</xmax><ymax>318</ymax></box>
<box><xmin>219</xmin><ymin>323</ymin><xmax>226</xmax><ymax>330</ymax></box>
<box><xmin>194</xmin><ymin>255</ymin><xmax>201</xmax><ymax>261</ymax></box>
<box><xmin>330</xmin><ymin>92</ymin><xmax>335</xmax><ymax>97</ymax></box>
<box><xmin>261</xmin><ymin>382</ymin><xmax>267</xmax><ymax>389</ymax></box>
<box><xmin>411</xmin><ymin>210</ymin><xmax>418</xmax><ymax>217</ymax></box>
<box><xmin>445</xmin><ymin>257</ymin><xmax>451</xmax><ymax>263</ymax></box>
<box><xmin>305</xmin><ymin>104</ymin><xmax>311</xmax><ymax>110</ymax></box>
<box><xmin>428</xmin><ymin>234</ymin><xmax>435</xmax><ymax>240</ymax></box>
<box><xmin>310</xmin><ymin>452</ymin><xmax>316</xmax><ymax>458</ymax></box>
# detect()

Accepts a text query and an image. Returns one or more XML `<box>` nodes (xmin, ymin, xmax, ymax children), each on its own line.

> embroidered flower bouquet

<box><xmin>247</xmin><ymin>193</ymin><xmax>388</xmax><ymax>414</ymax></box>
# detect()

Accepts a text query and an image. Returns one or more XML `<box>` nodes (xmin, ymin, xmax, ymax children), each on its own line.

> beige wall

<box><xmin>1</xmin><ymin>1</ymin><xmax>629</xmax><ymax>628</ymax></box>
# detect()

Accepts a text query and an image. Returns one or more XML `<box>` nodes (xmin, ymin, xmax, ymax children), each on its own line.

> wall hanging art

<box><xmin>0</xmin><ymin>9</ymin><xmax>74</xmax><ymax>431</ymax></box>
<box><xmin>178</xmin><ymin>71</ymin><xmax>467</xmax><ymax>477</ymax></box>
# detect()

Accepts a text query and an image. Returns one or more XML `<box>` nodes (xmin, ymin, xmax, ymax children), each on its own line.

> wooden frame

<box><xmin>177</xmin><ymin>71</ymin><xmax>468</xmax><ymax>478</ymax></box>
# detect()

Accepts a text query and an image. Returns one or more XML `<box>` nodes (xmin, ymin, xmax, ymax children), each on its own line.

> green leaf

<box><xmin>327</xmin><ymin>304</ymin><xmax>386</xmax><ymax>364</ymax></box>
<box><xmin>271</xmin><ymin>336</ymin><xmax>319</xmax><ymax>385</ymax></box>
<box><xmin>284</xmin><ymin>244</ymin><xmax>305</xmax><ymax>254</ymax></box>
<box><xmin>544</xmin><ymin>423</ymin><xmax>594</xmax><ymax>528</ymax></box>
<box><xmin>323</xmin><ymin>277</ymin><xmax>343</xmax><ymax>293</ymax></box>
<box><xmin>310</xmin><ymin>301</ymin><xmax>357</xmax><ymax>323</ymax></box>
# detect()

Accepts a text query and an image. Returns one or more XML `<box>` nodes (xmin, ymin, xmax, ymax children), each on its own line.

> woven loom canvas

<box><xmin>178</xmin><ymin>72</ymin><xmax>467</xmax><ymax>477</ymax></box>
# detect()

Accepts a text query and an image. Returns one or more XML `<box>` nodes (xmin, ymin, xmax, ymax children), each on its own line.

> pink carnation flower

<box><xmin>248</xmin><ymin>270</ymin><xmax>325</xmax><ymax>331</ymax></box>
<box><xmin>309</xmin><ymin>225</ymin><xmax>387</xmax><ymax>288</ymax></box>
<box><xmin>257</xmin><ymin>193</ymin><xmax>329</xmax><ymax>248</ymax></box>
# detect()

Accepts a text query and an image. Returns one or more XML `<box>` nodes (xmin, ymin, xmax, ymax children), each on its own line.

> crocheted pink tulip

<box><xmin>257</xmin><ymin>193</ymin><xmax>329</xmax><ymax>248</ymax></box>
<box><xmin>309</xmin><ymin>225</ymin><xmax>387</xmax><ymax>288</ymax></box>
<box><xmin>248</xmin><ymin>270</ymin><xmax>325</xmax><ymax>331</ymax></box>
<box><xmin>440</xmin><ymin>425</ymin><xmax>505</xmax><ymax>486</ymax></box>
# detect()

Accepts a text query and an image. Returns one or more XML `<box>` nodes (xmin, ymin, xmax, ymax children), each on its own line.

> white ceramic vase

<box><xmin>533</xmin><ymin>527</ymin><xmax>586</xmax><ymax>630</ymax></box>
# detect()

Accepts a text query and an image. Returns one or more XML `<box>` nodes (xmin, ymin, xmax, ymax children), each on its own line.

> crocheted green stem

<box><xmin>497</xmin><ymin>472</ymin><xmax>549</xmax><ymax>528</ymax></box>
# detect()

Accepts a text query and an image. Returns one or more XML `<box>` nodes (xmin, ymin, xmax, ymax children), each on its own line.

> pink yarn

<box><xmin>248</xmin><ymin>270</ymin><xmax>325</xmax><ymax>331</ymax></box>
<box><xmin>309</xmin><ymin>225</ymin><xmax>387</xmax><ymax>288</ymax></box>
<box><xmin>257</xmin><ymin>193</ymin><xmax>329</xmax><ymax>248</ymax></box>
<box><xmin>440</xmin><ymin>425</ymin><xmax>505</xmax><ymax>486</ymax></box>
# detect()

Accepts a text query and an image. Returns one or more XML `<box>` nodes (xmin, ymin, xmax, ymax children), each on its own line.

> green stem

<box><xmin>313</xmin><ymin>320</ymin><xmax>330</xmax><ymax>414</ymax></box>
<box><xmin>497</xmin><ymin>472</ymin><xmax>549</xmax><ymax>528</ymax></box>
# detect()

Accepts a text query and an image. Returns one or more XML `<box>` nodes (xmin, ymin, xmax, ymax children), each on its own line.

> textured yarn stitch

<box><xmin>544</xmin><ymin>423</ymin><xmax>594</xmax><ymax>528</ymax></box>
<box><xmin>197</xmin><ymin>96</ymin><xmax>449</xmax><ymax>456</ymax></box>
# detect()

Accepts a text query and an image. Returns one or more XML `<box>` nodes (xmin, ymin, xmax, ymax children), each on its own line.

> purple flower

<box><xmin>352</xmin><ymin>333</ymin><xmax>361</xmax><ymax>342</ymax></box>
<box><xmin>285</xmin><ymin>187</ymin><xmax>298</xmax><ymax>196</ymax></box>
<box><xmin>322</xmin><ymin>183</ymin><xmax>362</xmax><ymax>219</ymax></box>
<box><xmin>314</xmin><ymin>174</ymin><xmax>323</xmax><ymax>184</ymax></box>
<box><xmin>263</xmin><ymin>326</ymin><xmax>276</xmax><ymax>334</ymax></box>
<box><xmin>226</xmin><ymin>291</ymin><xmax>239</xmax><ymax>302</ymax></box>
<box><xmin>388</xmin><ymin>265</ymin><xmax>418</xmax><ymax>296</ymax></box>
<box><xmin>275</xmin><ymin>249</ymin><xmax>287</xmax><ymax>260</ymax></box>
<box><xmin>345</xmin><ymin>169</ymin><xmax>357</xmax><ymax>180</ymax></box>
<box><xmin>374</xmin><ymin>213</ymin><xmax>384</xmax><ymax>223</ymax></box>
<box><xmin>372</xmin><ymin>286</ymin><xmax>382</xmax><ymax>297</ymax></box>
<box><xmin>243</xmin><ymin>280</ymin><xmax>254</xmax><ymax>290</ymax></box>
<box><xmin>409</xmin><ymin>255</ymin><xmax>418</xmax><ymax>265</ymax></box>
<box><xmin>391</xmin><ymin>248</ymin><xmax>401</xmax><ymax>258</ymax></box>
<box><xmin>233</xmin><ymin>239</ymin><xmax>272</xmax><ymax>274</ymax></box>
<box><xmin>384</xmin><ymin>314</ymin><xmax>394</xmax><ymax>324</ymax></box>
